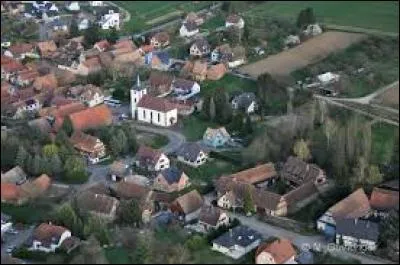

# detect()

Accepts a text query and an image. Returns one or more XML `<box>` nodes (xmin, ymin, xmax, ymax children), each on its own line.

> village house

<box><xmin>47</xmin><ymin>102</ymin><xmax>87</xmax><ymax>131</ymax></box>
<box><xmin>317</xmin><ymin>188</ymin><xmax>371</xmax><ymax>238</ymax></box>
<box><xmin>150</xmin><ymin>32</ymin><xmax>170</xmax><ymax>49</ymax></box>
<box><xmin>79</xmin><ymin>85</ymin><xmax>104</xmax><ymax>107</ymax></box>
<box><xmin>170</xmin><ymin>189</ymin><xmax>203</xmax><ymax>222</ymax></box>
<box><xmin>65</xmin><ymin>1</ymin><xmax>80</xmax><ymax>11</ymax></box>
<box><xmin>179</xmin><ymin>21</ymin><xmax>199</xmax><ymax>38</ymax></box>
<box><xmin>94</xmin><ymin>40</ymin><xmax>111</xmax><ymax>52</ymax></box>
<box><xmin>148</xmin><ymin>71</ymin><xmax>174</xmax><ymax>97</ymax></box>
<box><xmin>68</xmin><ymin>104</ymin><xmax>112</xmax><ymax>131</ymax></box>
<box><xmin>76</xmin><ymin>190</ymin><xmax>119</xmax><ymax>223</ymax></box>
<box><xmin>13</xmin><ymin>69</ymin><xmax>40</xmax><ymax>87</ymax></box>
<box><xmin>198</xmin><ymin>206</ymin><xmax>230</xmax><ymax>232</ymax></box>
<box><xmin>176</xmin><ymin>142</ymin><xmax>208</xmax><ymax>167</ymax></box>
<box><xmin>255</xmin><ymin>238</ymin><xmax>297</xmax><ymax>264</ymax></box>
<box><xmin>109</xmin><ymin>160</ymin><xmax>130</xmax><ymax>182</ymax></box>
<box><xmin>97</xmin><ymin>7</ymin><xmax>120</xmax><ymax>30</ymax></box>
<box><xmin>171</xmin><ymin>78</ymin><xmax>200</xmax><ymax>98</ymax></box>
<box><xmin>33</xmin><ymin>73</ymin><xmax>58</xmax><ymax>93</ymax></box>
<box><xmin>28</xmin><ymin>223</ymin><xmax>71</xmax><ymax>253</ymax></box>
<box><xmin>185</xmin><ymin>12</ymin><xmax>205</xmax><ymax>26</ymax></box>
<box><xmin>281</xmin><ymin>156</ymin><xmax>327</xmax><ymax>187</ymax></box>
<box><xmin>1</xmin><ymin>57</ymin><xmax>27</xmax><ymax>80</ymax></box>
<box><xmin>212</xmin><ymin>225</ymin><xmax>262</xmax><ymax>259</ymax></box>
<box><xmin>302</xmin><ymin>24</ymin><xmax>323</xmax><ymax>37</ymax></box>
<box><xmin>145</xmin><ymin>51</ymin><xmax>171</xmax><ymax>71</ymax></box>
<box><xmin>335</xmin><ymin>218</ymin><xmax>380</xmax><ymax>252</ymax></box>
<box><xmin>78</xmin><ymin>18</ymin><xmax>89</xmax><ymax>30</ymax></box>
<box><xmin>231</xmin><ymin>92</ymin><xmax>257</xmax><ymax>114</ymax></box>
<box><xmin>231</xmin><ymin>163</ymin><xmax>277</xmax><ymax>187</ymax></box>
<box><xmin>191</xmin><ymin>60</ymin><xmax>208</xmax><ymax>81</ymax></box>
<box><xmin>12</xmin><ymin>98</ymin><xmax>41</xmax><ymax>118</ymax></box>
<box><xmin>70</xmin><ymin>131</ymin><xmax>106</xmax><ymax>164</ymax></box>
<box><xmin>36</xmin><ymin>40</ymin><xmax>57</xmax><ymax>58</ymax></box>
<box><xmin>134</xmin><ymin>145</ymin><xmax>170</xmax><ymax>171</ymax></box>
<box><xmin>190</xmin><ymin>38</ymin><xmax>211</xmax><ymax>57</ymax></box>
<box><xmin>206</xmin><ymin>63</ymin><xmax>226</xmax><ymax>81</ymax></box>
<box><xmin>228</xmin><ymin>46</ymin><xmax>246</xmax><ymax>68</ymax></box>
<box><xmin>225</xmin><ymin>14</ymin><xmax>245</xmax><ymax>29</ymax></box>
<box><xmin>203</xmin><ymin>127</ymin><xmax>231</xmax><ymax>148</ymax></box>
<box><xmin>369</xmin><ymin>187</ymin><xmax>399</xmax><ymax>217</ymax></box>
<box><xmin>4</xmin><ymin>43</ymin><xmax>36</xmax><ymax>60</ymax></box>
<box><xmin>50</xmin><ymin>19</ymin><xmax>68</xmax><ymax>32</ymax></box>
<box><xmin>77</xmin><ymin>56</ymin><xmax>102</xmax><ymax>76</ymax></box>
<box><xmin>211</xmin><ymin>44</ymin><xmax>231</xmax><ymax>62</ymax></box>
<box><xmin>1</xmin><ymin>166</ymin><xmax>27</xmax><ymax>185</ymax></box>
<box><xmin>153</xmin><ymin>167</ymin><xmax>190</xmax><ymax>193</ymax></box>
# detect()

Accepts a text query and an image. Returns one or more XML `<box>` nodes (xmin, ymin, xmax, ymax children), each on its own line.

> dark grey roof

<box><xmin>336</xmin><ymin>218</ymin><xmax>380</xmax><ymax>242</ymax></box>
<box><xmin>192</xmin><ymin>38</ymin><xmax>210</xmax><ymax>53</ymax></box>
<box><xmin>160</xmin><ymin>167</ymin><xmax>184</xmax><ymax>185</ymax></box>
<box><xmin>183</xmin><ymin>21</ymin><xmax>198</xmax><ymax>31</ymax></box>
<box><xmin>213</xmin><ymin>225</ymin><xmax>262</xmax><ymax>248</ymax></box>
<box><xmin>172</xmin><ymin>78</ymin><xmax>195</xmax><ymax>92</ymax></box>
<box><xmin>232</xmin><ymin>92</ymin><xmax>256</xmax><ymax>110</ymax></box>
<box><xmin>176</xmin><ymin>142</ymin><xmax>204</xmax><ymax>162</ymax></box>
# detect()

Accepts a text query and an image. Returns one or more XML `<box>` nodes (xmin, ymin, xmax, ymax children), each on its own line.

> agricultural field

<box><xmin>243</xmin><ymin>1</ymin><xmax>399</xmax><ymax>33</ymax></box>
<box><xmin>239</xmin><ymin>31</ymin><xmax>366</xmax><ymax>78</ymax></box>
<box><xmin>114</xmin><ymin>1</ymin><xmax>214</xmax><ymax>33</ymax></box>
<box><xmin>371</xmin><ymin>83</ymin><xmax>399</xmax><ymax>109</ymax></box>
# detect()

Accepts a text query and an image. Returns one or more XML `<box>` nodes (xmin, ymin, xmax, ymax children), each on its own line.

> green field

<box><xmin>1</xmin><ymin>202</ymin><xmax>54</xmax><ymax>224</ymax></box>
<box><xmin>371</xmin><ymin>122</ymin><xmax>399</xmax><ymax>165</ymax></box>
<box><xmin>243</xmin><ymin>1</ymin><xmax>399</xmax><ymax>33</ymax></box>
<box><xmin>201</xmin><ymin>75</ymin><xmax>258</xmax><ymax>97</ymax></box>
<box><xmin>114</xmin><ymin>1</ymin><xmax>214</xmax><ymax>33</ymax></box>
<box><xmin>181</xmin><ymin>114</ymin><xmax>219</xmax><ymax>141</ymax></box>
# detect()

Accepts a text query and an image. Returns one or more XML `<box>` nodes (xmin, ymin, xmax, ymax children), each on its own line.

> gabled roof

<box><xmin>33</xmin><ymin>73</ymin><xmax>58</xmax><ymax>92</ymax></box>
<box><xmin>32</xmin><ymin>223</ymin><xmax>68</xmax><ymax>247</ymax></box>
<box><xmin>112</xmin><ymin>181</ymin><xmax>150</xmax><ymax>201</ymax></box>
<box><xmin>70</xmin><ymin>131</ymin><xmax>102</xmax><ymax>153</ymax></box>
<box><xmin>172</xmin><ymin>78</ymin><xmax>196</xmax><ymax>91</ymax></box>
<box><xmin>327</xmin><ymin>188</ymin><xmax>371</xmax><ymax>220</ymax></box>
<box><xmin>151</xmin><ymin>32</ymin><xmax>170</xmax><ymax>43</ymax></box>
<box><xmin>280</xmin><ymin>156</ymin><xmax>323</xmax><ymax>186</ymax></box>
<box><xmin>226</xmin><ymin>14</ymin><xmax>243</xmax><ymax>24</ymax></box>
<box><xmin>7</xmin><ymin>43</ymin><xmax>34</xmax><ymax>56</ymax></box>
<box><xmin>174</xmin><ymin>189</ymin><xmax>203</xmax><ymax>214</ymax></box>
<box><xmin>191</xmin><ymin>38</ymin><xmax>210</xmax><ymax>53</ymax></box>
<box><xmin>204</xmin><ymin>127</ymin><xmax>230</xmax><ymax>139</ymax></box>
<box><xmin>36</xmin><ymin>40</ymin><xmax>57</xmax><ymax>56</ymax></box>
<box><xmin>369</xmin><ymin>187</ymin><xmax>399</xmax><ymax>211</ymax></box>
<box><xmin>159</xmin><ymin>167</ymin><xmax>184</xmax><ymax>185</ymax></box>
<box><xmin>213</xmin><ymin>225</ymin><xmax>262</xmax><ymax>248</ymax></box>
<box><xmin>148</xmin><ymin>71</ymin><xmax>174</xmax><ymax>95</ymax></box>
<box><xmin>256</xmin><ymin>238</ymin><xmax>296</xmax><ymax>264</ymax></box>
<box><xmin>176</xmin><ymin>142</ymin><xmax>205</xmax><ymax>162</ymax></box>
<box><xmin>94</xmin><ymin>40</ymin><xmax>111</xmax><ymax>51</ymax></box>
<box><xmin>207</xmin><ymin>63</ymin><xmax>226</xmax><ymax>80</ymax></box>
<box><xmin>76</xmin><ymin>190</ymin><xmax>119</xmax><ymax>215</ymax></box>
<box><xmin>1</xmin><ymin>183</ymin><xmax>21</xmax><ymax>201</ymax></box>
<box><xmin>1</xmin><ymin>166</ymin><xmax>27</xmax><ymax>184</ymax></box>
<box><xmin>1</xmin><ymin>59</ymin><xmax>26</xmax><ymax>73</ymax></box>
<box><xmin>154</xmin><ymin>51</ymin><xmax>170</xmax><ymax>65</ymax></box>
<box><xmin>69</xmin><ymin>104</ymin><xmax>112</xmax><ymax>131</ymax></box>
<box><xmin>199</xmin><ymin>205</ymin><xmax>223</xmax><ymax>226</ymax></box>
<box><xmin>137</xmin><ymin>95</ymin><xmax>176</xmax><ymax>112</ymax></box>
<box><xmin>192</xmin><ymin>60</ymin><xmax>207</xmax><ymax>75</ymax></box>
<box><xmin>232</xmin><ymin>92</ymin><xmax>256</xmax><ymax>110</ymax></box>
<box><xmin>135</xmin><ymin>145</ymin><xmax>163</xmax><ymax>166</ymax></box>
<box><xmin>230</xmin><ymin>163</ymin><xmax>276</xmax><ymax>185</ymax></box>
<box><xmin>336</xmin><ymin>218</ymin><xmax>380</xmax><ymax>242</ymax></box>
<box><xmin>183</xmin><ymin>21</ymin><xmax>198</xmax><ymax>32</ymax></box>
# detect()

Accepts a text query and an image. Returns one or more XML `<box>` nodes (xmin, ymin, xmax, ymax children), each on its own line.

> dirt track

<box><xmin>240</xmin><ymin>31</ymin><xmax>367</xmax><ymax>78</ymax></box>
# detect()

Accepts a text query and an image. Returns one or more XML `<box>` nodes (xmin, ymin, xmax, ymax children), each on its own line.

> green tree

<box><xmin>32</xmin><ymin>154</ymin><xmax>43</xmax><ymax>176</ymax></box>
<box><xmin>209</xmin><ymin>96</ymin><xmax>216</xmax><ymax>122</ymax></box>
<box><xmin>256</xmin><ymin>73</ymin><xmax>288</xmax><ymax>114</ymax></box>
<box><xmin>296</xmin><ymin>9</ymin><xmax>307</xmax><ymax>29</ymax></box>
<box><xmin>185</xmin><ymin>235</ymin><xmax>206</xmax><ymax>251</ymax></box>
<box><xmin>132</xmin><ymin>234</ymin><xmax>150</xmax><ymax>264</ymax></box>
<box><xmin>121</xmin><ymin>124</ymin><xmax>138</xmax><ymax>154</ymax></box>
<box><xmin>293</xmin><ymin>139</ymin><xmax>311</xmax><ymax>161</ymax></box>
<box><xmin>69</xmin><ymin>19</ymin><xmax>79</xmax><ymax>38</ymax></box>
<box><xmin>229</xmin><ymin>112</ymin><xmax>244</xmax><ymax>134</ymax></box>
<box><xmin>366</xmin><ymin>165</ymin><xmax>383</xmax><ymax>185</ymax></box>
<box><xmin>15</xmin><ymin>146</ymin><xmax>29</xmax><ymax>170</ymax></box>
<box><xmin>243</xmin><ymin>23</ymin><xmax>250</xmax><ymax>43</ymax></box>
<box><xmin>379</xmin><ymin>210</ymin><xmax>399</xmax><ymax>259</ymax></box>
<box><xmin>42</xmin><ymin>144</ymin><xmax>59</xmax><ymax>158</ymax></box>
<box><xmin>55</xmin><ymin>129</ymin><xmax>69</xmax><ymax>146</ymax></box>
<box><xmin>117</xmin><ymin>199</ymin><xmax>142</xmax><ymax>226</ymax></box>
<box><xmin>221</xmin><ymin>1</ymin><xmax>230</xmax><ymax>12</ymax></box>
<box><xmin>63</xmin><ymin>156</ymin><xmax>88</xmax><ymax>183</ymax></box>
<box><xmin>49</xmin><ymin>154</ymin><xmax>63</xmax><ymax>176</ymax></box>
<box><xmin>243</xmin><ymin>186</ymin><xmax>254</xmax><ymax>215</ymax></box>
<box><xmin>106</xmin><ymin>27</ymin><xmax>119</xmax><ymax>44</ymax></box>
<box><xmin>54</xmin><ymin>203</ymin><xmax>84</xmax><ymax>237</ymax></box>
<box><xmin>84</xmin><ymin>23</ymin><xmax>101</xmax><ymax>47</ymax></box>
<box><xmin>244</xmin><ymin>115</ymin><xmax>253</xmax><ymax>135</ymax></box>
<box><xmin>110</xmin><ymin>129</ymin><xmax>128</xmax><ymax>156</ymax></box>
<box><xmin>305</xmin><ymin>7</ymin><xmax>316</xmax><ymax>25</ymax></box>
<box><xmin>61</xmin><ymin>116</ymin><xmax>74</xmax><ymax>137</ymax></box>
<box><xmin>84</xmin><ymin>216</ymin><xmax>110</xmax><ymax>245</ymax></box>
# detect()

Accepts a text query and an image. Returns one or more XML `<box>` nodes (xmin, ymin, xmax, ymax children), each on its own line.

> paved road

<box><xmin>1</xmin><ymin>225</ymin><xmax>35</xmax><ymax>257</ymax></box>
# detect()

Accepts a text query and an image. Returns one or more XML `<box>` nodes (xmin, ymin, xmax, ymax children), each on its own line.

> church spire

<box><xmin>136</xmin><ymin>73</ymin><xmax>141</xmax><ymax>88</ymax></box>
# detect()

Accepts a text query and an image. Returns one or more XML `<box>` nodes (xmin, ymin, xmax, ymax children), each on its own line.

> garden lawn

<box><xmin>201</xmin><ymin>15</ymin><xmax>225</xmax><ymax>31</ymax></box>
<box><xmin>243</xmin><ymin>1</ymin><xmax>399</xmax><ymax>33</ymax></box>
<box><xmin>181</xmin><ymin>115</ymin><xmax>219</xmax><ymax>141</ymax></box>
<box><xmin>1</xmin><ymin>202</ymin><xmax>54</xmax><ymax>224</ymax></box>
<box><xmin>104</xmin><ymin>247</ymin><xmax>131</xmax><ymax>264</ymax></box>
<box><xmin>371</xmin><ymin>122</ymin><xmax>399</xmax><ymax>165</ymax></box>
<box><xmin>201</xmin><ymin>75</ymin><xmax>258</xmax><ymax>97</ymax></box>
<box><xmin>148</xmin><ymin>134</ymin><xmax>169</xmax><ymax>149</ymax></box>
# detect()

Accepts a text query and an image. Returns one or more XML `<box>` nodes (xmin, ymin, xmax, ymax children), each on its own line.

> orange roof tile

<box><xmin>69</xmin><ymin>104</ymin><xmax>112</xmax><ymax>131</ymax></box>
<box><xmin>33</xmin><ymin>174</ymin><xmax>51</xmax><ymax>192</ymax></box>
<box><xmin>256</xmin><ymin>238</ymin><xmax>296</xmax><ymax>264</ymax></box>
<box><xmin>370</xmin><ymin>187</ymin><xmax>399</xmax><ymax>211</ymax></box>
<box><xmin>33</xmin><ymin>74</ymin><xmax>58</xmax><ymax>92</ymax></box>
<box><xmin>231</xmin><ymin>163</ymin><xmax>276</xmax><ymax>184</ymax></box>
<box><xmin>1</xmin><ymin>183</ymin><xmax>20</xmax><ymax>201</ymax></box>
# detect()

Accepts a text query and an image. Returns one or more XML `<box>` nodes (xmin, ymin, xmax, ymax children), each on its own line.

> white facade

<box><xmin>130</xmin><ymin>87</ymin><xmax>147</xmax><ymax>119</ymax></box>
<box><xmin>137</xmin><ymin>107</ymin><xmax>178</xmax><ymax>127</ymax></box>
<box><xmin>336</xmin><ymin>234</ymin><xmax>377</xmax><ymax>252</ymax></box>
<box><xmin>177</xmin><ymin>150</ymin><xmax>208</xmax><ymax>168</ymax></box>
<box><xmin>190</xmin><ymin>44</ymin><xmax>210</xmax><ymax>57</ymax></box>
<box><xmin>29</xmin><ymin>230</ymin><xmax>71</xmax><ymax>253</ymax></box>
<box><xmin>98</xmin><ymin>11</ymin><xmax>120</xmax><ymax>30</ymax></box>
<box><xmin>228</xmin><ymin>58</ymin><xmax>245</xmax><ymax>68</ymax></box>
<box><xmin>154</xmin><ymin>153</ymin><xmax>170</xmax><ymax>171</ymax></box>
<box><xmin>180</xmin><ymin>24</ymin><xmax>199</xmax><ymax>38</ymax></box>
<box><xmin>80</xmin><ymin>92</ymin><xmax>104</xmax><ymax>107</ymax></box>
<box><xmin>225</xmin><ymin>18</ymin><xmax>244</xmax><ymax>29</ymax></box>
<box><xmin>316</xmin><ymin>212</ymin><xmax>335</xmax><ymax>231</ymax></box>
<box><xmin>212</xmin><ymin>239</ymin><xmax>261</xmax><ymax>260</ymax></box>
<box><xmin>66</xmin><ymin>1</ymin><xmax>80</xmax><ymax>11</ymax></box>
<box><xmin>90</xmin><ymin>1</ymin><xmax>103</xmax><ymax>6</ymax></box>
<box><xmin>199</xmin><ymin>212</ymin><xmax>229</xmax><ymax>231</ymax></box>
<box><xmin>78</xmin><ymin>19</ymin><xmax>89</xmax><ymax>30</ymax></box>
<box><xmin>15</xmin><ymin>99</ymin><xmax>41</xmax><ymax>118</ymax></box>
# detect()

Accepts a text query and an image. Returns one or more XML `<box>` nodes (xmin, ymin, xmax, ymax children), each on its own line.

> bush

<box><xmin>12</xmin><ymin>247</ymin><xmax>50</xmax><ymax>261</ymax></box>
<box><xmin>185</xmin><ymin>235</ymin><xmax>207</xmax><ymax>251</ymax></box>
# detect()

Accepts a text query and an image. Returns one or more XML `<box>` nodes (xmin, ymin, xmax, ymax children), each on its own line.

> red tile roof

<box><xmin>36</xmin><ymin>40</ymin><xmax>57</xmax><ymax>56</ymax></box>
<box><xmin>1</xmin><ymin>183</ymin><xmax>20</xmax><ymax>201</ymax></box>
<box><xmin>94</xmin><ymin>40</ymin><xmax>111</xmax><ymax>51</ymax></box>
<box><xmin>206</xmin><ymin>63</ymin><xmax>226</xmax><ymax>80</ymax></box>
<box><xmin>8</xmin><ymin>43</ymin><xmax>34</xmax><ymax>56</ymax></box>
<box><xmin>256</xmin><ymin>238</ymin><xmax>296</xmax><ymax>264</ymax></box>
<box><xmin>370</xmin><ymin>187</ymin><xmax>399</xmax><ymax>211</ymax></box>
<box><xmin>70</xmin><ymin>131</ymin><xmax>102</xmax><ymax>153</ymax></box>
<box><xmin>136</xmin><ymin>145</ymin><xmax>163</xmax><ymax>165</ymax></box>
<box><xmin>137</xmin><ymin>94</ymin><xmax>176</xmax><ymax>112</ymax></box>
<box><xmin>33</xmin><ymin>223</ymin><xmax>68</xmax><ymax>245</ymax></box>
<box><xmin>230</xmin><ymin>163</ymin><xmax>276</xmax><ymax>184</ymax></box>
<box><xmin>33</xmin><ymin>174</ymin><xmax>51</xmax><ymax>192</ymax></box>
<box><xmin>69</xmin><ymin>104</ymin><xmax>112</xmax><ymax>131</ymax></box>
<box><xmin>1</xmin><ymin>59</ymin><xmax>26</xmax><ymax>73</ymax></box>
<box><xmin>33</xmin><ymin>74</ymin><xmax>58</xmax><ymax>92</ymax></box>
<box><xmin>328</xmin><ymin>188</ymin><xmax>371</xmax><ymax>219</ymax></box>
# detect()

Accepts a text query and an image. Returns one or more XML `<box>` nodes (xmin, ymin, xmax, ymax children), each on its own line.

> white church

<box><xmin>131</xmin><ymin>75</ymin><xmax>178</xmax><ymax>127</ymax></box>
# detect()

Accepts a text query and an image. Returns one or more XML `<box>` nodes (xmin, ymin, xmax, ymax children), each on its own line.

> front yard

<box><xmin>181</xmin><ymin>114</ymin><xmax>219</xmax><ymax>141</ymax></box>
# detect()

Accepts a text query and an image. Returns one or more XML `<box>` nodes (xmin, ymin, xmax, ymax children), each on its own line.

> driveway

<box><xmin>1</xmin><ymin>225</ymin><xmax>34</xmax><ymax>256</ymax></box>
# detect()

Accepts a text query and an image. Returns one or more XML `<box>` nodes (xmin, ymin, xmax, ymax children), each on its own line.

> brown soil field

<box><xmin>240</xmin><ymin>31</ymin><xmax>367</xmax><ymax>78</ymax></box>
<box><xmin>372</xmin><ymin>83</ymin><xmax>399</xmax><ymax>109</ymax></box>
